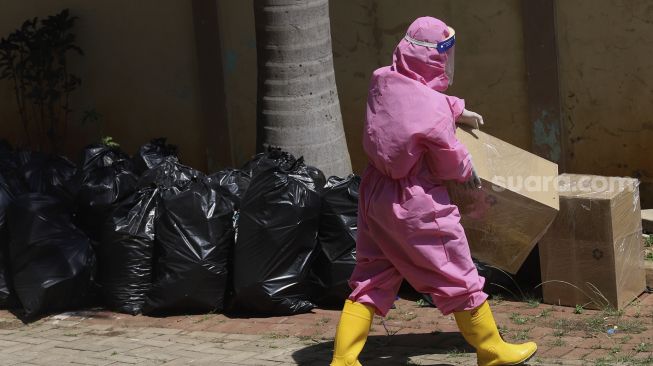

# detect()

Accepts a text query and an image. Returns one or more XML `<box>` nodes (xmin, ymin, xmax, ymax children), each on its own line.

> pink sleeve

<box><xmin>446</xmin><ymin>95</ymin><xmax>466</xmax><ymax>124</ymax></box>
<box><xmin>423</xmin><ymin>123</ymin><xmax>473</xmax><ymax>183</ymax></box>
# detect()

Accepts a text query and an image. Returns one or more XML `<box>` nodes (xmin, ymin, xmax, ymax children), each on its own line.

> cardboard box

<box><xmin>540</xmin><ymin>174</ymin><xmax>645</xmax><ymax>310</ymax></box>
<box><xmin>447</xmin><ymin>127</ymin><xmax>559</xmax><ymax>274</ymax></box>
<box><xmin>644</xmin><ymin>260</ymin><xmax>653</xmax><ymax>289</ymax></box>
<box><xmin>642</xmin><ymin>209</ymin><xmax>653</xmax><ymax>234</ymax></box>
<box><xmin>644</xmin><ymin>234</ymin><xmax>653</xmax><ymax>288</ymax></box>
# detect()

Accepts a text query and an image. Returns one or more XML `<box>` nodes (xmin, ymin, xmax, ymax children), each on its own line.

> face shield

<box><xmin>404</xmin><ymin>26</ymin><xmax>456</xmax><ymax>85</ymax></box>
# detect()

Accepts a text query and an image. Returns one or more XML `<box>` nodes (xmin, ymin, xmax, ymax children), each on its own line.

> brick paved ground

<box><xmin>1</xmin><ymin>294</ymin><xmax>653</xmax><ymax>365</ymax></box>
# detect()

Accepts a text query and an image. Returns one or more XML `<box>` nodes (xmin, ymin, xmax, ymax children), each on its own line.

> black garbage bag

<box><xmin>142</xmin><ymin>178</ymin><xmax>235</xmax><ymax>315</ymax></box>
<box><xmin>0</xmin><ymin>175</ymin><xmax>15</xmax><ymax>307</ymax></box>
<box><xmin>306</xmin><ymin>165</ymin><xmax>327</xmax><ymax>192</ymax></box>
<box><xmin>99</xmin><ymin>187</ymin><xmax>159</xmax><ymax>315</ymax></box>
<box><xmin>137</xmin><ymin>156</ymin><xmax>201</xmax><ymax>191</ymax></box>
<box><xmin>99</xmin><ymin>158</ymin><xmax>200</xmax><ymax>315</ymax></box>
<box><xmin>478</xmin><ymin>245</ymin><xmax>543</xmax><ymax>300</ymax></box>
<box><xmin>80</xmin><ymin>144</ymin><xmax>132</xmax><ymax>172</ymax></box>
<box><xmin>0</xmin><ymin>140</ymin><xmax>14</xmax><ymax>171</ymax></box>
<box><xmin>310</xmin><ymin>175</ymin><xmax>360</xmax><ymax>307</ymax></box>
<box><xmin>208</xmin><ymin>169</ymin><xmax>251</xmax><ymax>208</ymax></box>
<box><xmin>243</xmin><ymin>147</ymin><xmax>326</xmax><ymax>189</ymax></box>
<box><xmin>8</xmin><ymin>194</ymin><xmax>96</xmax><ymax>319</ymax></box>
<box><xmin>17</xmin><ymin>151</ymin><xmax>79</xmax><ymax>202</ymax></box>
<box><xmin>134</xmin><ymin>138</ymin><xmax>178</xmax><ymax>174</ymax></box>
<box><xmin>0</xmin><ymin>149</ymin><xmax>25</xmax><ymax>198</ymax></box>
<box><xmin>231</xmin><ymin>159</ymin><xmax>321</xmax><ymax>315</ymax></box>
<box><xmin>242</xmin><ymin>148</ymin><xmax>298</xmax><ymax>178</ymax></box>
<box><xmin>76</xmin><ymin>145</ymin><xmax>138</xmax><ymax>241</ymax></box>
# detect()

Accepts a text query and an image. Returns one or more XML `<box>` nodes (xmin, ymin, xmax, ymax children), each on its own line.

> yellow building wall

<box><xmin>217</xmin><ymin>0</ymin><xmax>530</xmax><ymax>174</ymax></box>
<box><xmin>1</xmin><ymin>0</ymin><xmax>651</xmax><ymax>207</ymax></box>
<box><xmin>556</xmin><ymin>0</ymin><xmax>653</xmax><ymax>206</ymax></box>
<box><xmin>0</xmin><ymin>1</ymin><xmax>207</xmax><ymax>170</ymax></box>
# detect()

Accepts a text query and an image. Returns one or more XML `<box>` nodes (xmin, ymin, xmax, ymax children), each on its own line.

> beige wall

<box><xmin>1</xmin><ymin>0</ymin><xmax>652</xmax><ymax>205</ymax></box>
<box><xmin>330</xmin><ymin>0</ymin><xmax>530</xmax><ymax>173</ymax></box>
<box><xmin>217</xmin><ymin>0</ymin><xmax>530</xmax><ymax>173</ymax></box>
<box><xmin>215</xmin><ymin>0</ymin><xmax>257</xmax><ymax>168</ymax></box>
<box><xmin>0</xmin><ymin>1</ymin><xmax>207</xmax><ymax>170</ymax></box>
<box><xmin>556</xmin><ymin>0</ymin><xmax>653</xmax><ymax>205</ymax></box>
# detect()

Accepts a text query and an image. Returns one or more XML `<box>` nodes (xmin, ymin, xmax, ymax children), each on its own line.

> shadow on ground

<box><xmin>292</xmin><ymin>332</ymin><xmax>478</xmax><ymax>366</ymax></box>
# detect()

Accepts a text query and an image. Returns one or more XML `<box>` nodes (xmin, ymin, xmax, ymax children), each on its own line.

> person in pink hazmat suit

<box><xmin>330</xmin><ymin>17</ymin><xmax>538</xmax><ymax>366</ymax></box>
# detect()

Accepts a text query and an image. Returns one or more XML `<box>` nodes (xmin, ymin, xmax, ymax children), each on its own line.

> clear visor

<box><xmin>445</xmin><ymin>46</ymin><xmax>455</xmax><ymax>85</ymax></box>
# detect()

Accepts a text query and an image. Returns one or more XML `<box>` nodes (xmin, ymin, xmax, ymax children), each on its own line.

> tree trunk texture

<box><xmin>254</xmin><ymin>0</ymin><xmax>352</xmax><ymax>178</ymax></box>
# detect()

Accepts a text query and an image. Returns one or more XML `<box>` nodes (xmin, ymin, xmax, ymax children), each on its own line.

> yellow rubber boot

<box><xmin>454</xmin><ymin>301</ymin><xmax>537</xmax><ymax>366</ymax></box>
<box><xmin>330</xmin><ymin>299</ymin><xmax>375</xmax><ymax>366</ymax></box>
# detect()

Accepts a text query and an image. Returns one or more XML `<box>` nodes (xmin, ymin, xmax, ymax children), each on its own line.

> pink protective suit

<box><xmin>348</xmin><ymin>17</ymin><xmax>488</xmax><ymax>316</ymax></box>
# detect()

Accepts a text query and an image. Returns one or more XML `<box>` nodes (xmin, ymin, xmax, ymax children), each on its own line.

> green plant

<box><xmin>101</xmin><ymin>136</ymin><xmax>120</xmax><ymax>148</ymax></box>
<box><xmin>552</xmin><ymin>328</ymin><xmax>567</xmax><ymax>337</ymax></box>
<box><xmin>415</xmin><ymin>298</ymin><xmax>429</xmax><ymax>307</ymax></box>
<box><xmin>537</xmin><ymin>308</ymin><xmax>552</xmax><ymax>318</ymax></box>
<box><xmin>401</xmin><ymin>311</ymin><xmax>417</xmax><ymax>321</ymax></box>
<box><xmin>526</xmin><ymin>298</ymin><xmax>540</xmax><ymax>308</ymax></box>
<box><xmin>619</xmin><ymin>335</ymin><xmax>633</xmax><ymax>344</ymax></box>
<box><xmin>509</xmin><ymin>313</ymin><xmax>529</xmax><ymax>325</ymax></box>
<box><xmin>635</xmin><ymin>342</ymin><xmax>651</xmax><ymax>353</ymax></box>
<box><xmin>445</xmin><ymin>348</ymin><xmax>465</xmax><ymax>358</ymax></box>
<box><xmin>490</xmin><ymin>293</ymin><xmax>504</xmax><ymax>305</ymax></box>
<box><xmin>574</xmin><ymin>304</ymin><xmax>584</xmax><ymax>314</ymax></box>
<box><xmin>0</xmin><ymin>9</ymin><xmax>82</xmax><ymax>152</ymax></box>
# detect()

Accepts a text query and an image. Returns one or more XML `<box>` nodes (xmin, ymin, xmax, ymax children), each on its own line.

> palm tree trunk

<box><xmin>254</xmin><ymin>0</ymin><xmax>352</xmax><ymax>178</ymax></box>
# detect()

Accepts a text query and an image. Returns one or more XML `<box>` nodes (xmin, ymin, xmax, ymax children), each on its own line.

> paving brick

<box><xmin>540</xmin><ymin>345</ymin><xmax>575</xmax><ymax>358</ymax></box>
<box><xmin>179</xmin><ymin>341</ymin><xmax>225</xmax><ymax>352</ymax></box>
<box><xmin>582</xmin><ymin>348</ymin><xmax>611</xmax><ymax>361</ymax></box>
<box><xmin>55</xmin><ymin>342</ymin><xmax>112</xmax><ymax>352</ymax></box>
<box><xmin>64</xmin><ymin>355</ymin><xmax>115</xmax><ymax>365</ymax></box>
<box><xmin>28</xmin><ymin>354</ymin><xmax>71</xmax><ymax>365</ymax></box>
<box><xmin>1</xmin><ymin>298</ymin><xmax>653</xmax><ymax>365</ymax></box>
<box><xmin>126</xmin><ymin>346</ymin><xmax>178</xmax><ymax>361</ymax></box>
<box><xmin>0</xmin><ymin>339</ymin><xmax>21</xmax><ymax>347</ymax></box>
<box><xmin>561</xmin><ymin>347</ymin><xmax>593</xmax><ymax>360</ymax></box>
<box><xmin>140</xmin><ymin>327</ymin><xmax>183</xmax><ymax>335</ymax></box>
<box><xmin>101</xmin><ymin>353</ymin><xmax>147</xmax><ymax>364</ymax></box>
<box><xmin>221</xmin><ymin>350</ymin><xmax>263</xmax><ymax>363</ymax></box>
<box><xmin>2</xmin><ymin>342</ymin><xmax>37</xmax><ymax>354</ymax></box>
<box><xmin>130</xmin><ymin>337</ymin><xmax>176</xmax><ymax>348</ymax></box>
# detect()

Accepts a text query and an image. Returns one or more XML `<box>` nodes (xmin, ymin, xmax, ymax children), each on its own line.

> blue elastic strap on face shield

<box><xmin>436</xmin><ymin>34</ymin><xmax>455</xmax><ymax>53</ymax></box>
<box><xmin>404</xmin><ymin>26</ymin><xmax>456</xmax><ymax>54</ymax></box>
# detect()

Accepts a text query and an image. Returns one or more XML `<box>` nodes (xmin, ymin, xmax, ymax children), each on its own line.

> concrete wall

<box><xmin>556</xmin><ymin>0</ymin><xmax>653</xmax><ymax>206</ymax></box>
<box><xmin>217</xmin><ymin>0</ymin><xmax>530</xmax><ymax>173</ymax></box>
<box><xmin>0</xmin><ymin>1</ymin><xmax>208</xmax><ymax>170</ymax></box>
<box><xmin>1</xmin><ymin>0</ymin><xmax>652</xmax><ymax>206</ymax></box>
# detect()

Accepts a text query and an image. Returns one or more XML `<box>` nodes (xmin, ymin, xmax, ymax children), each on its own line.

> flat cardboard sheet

<box><xmin>448</xmin><ymin>127</ymin><xmax>559</xmax><ymax>274</ymax></box>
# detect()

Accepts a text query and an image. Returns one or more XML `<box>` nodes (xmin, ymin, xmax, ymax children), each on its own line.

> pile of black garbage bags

<box><xmin>0</xmin><ymin>140</ymin><xmax>364</xmax><ymax>319</ymax></box>
<box><xmin>0</xmin><ymin>140</ymin><xmax>519</xmax><ymax>320</ymax></box>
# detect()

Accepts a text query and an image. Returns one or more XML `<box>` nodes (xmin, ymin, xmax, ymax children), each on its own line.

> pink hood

<box><xmin>363</xmin><ymin>16</ymin><xmax>471</xmax><ymax>181</ymax></box>
<box><xmin>393</xmin><ymin>16</ymin><xmax>452</xmax><ymax>91</ymax></box>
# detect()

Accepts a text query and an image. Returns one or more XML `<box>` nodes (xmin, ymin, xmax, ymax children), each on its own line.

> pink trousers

<box><xmin>348</xmin><ymin>166</ymin><xmax>488</xmax><ymax>316</ymax></box>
